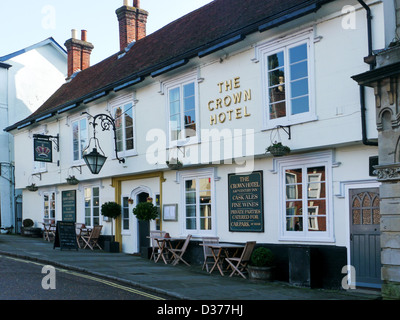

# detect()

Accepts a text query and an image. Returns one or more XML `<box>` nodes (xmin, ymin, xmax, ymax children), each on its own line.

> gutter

<box><xmin>358</xmin><ymin>0</ymin><xmax>378</xmax><ymax>147</ymax></box>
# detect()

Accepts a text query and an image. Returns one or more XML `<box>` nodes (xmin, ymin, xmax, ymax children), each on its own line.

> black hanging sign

<box><xmin>53</xmin><ymin>221</ymin><xmax>78</xmax><ymax>251</ymax></box>
<box><xmin>34</xmin><ymin>138</ymin><xmax>53</xmax><ymax>163</ymax></box>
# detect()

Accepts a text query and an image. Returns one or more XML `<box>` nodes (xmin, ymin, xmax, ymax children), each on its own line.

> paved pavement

<box><xmin>0</xmin><ymin>234</ymin><xmax>381</xmax><ymax>300</ymax></box>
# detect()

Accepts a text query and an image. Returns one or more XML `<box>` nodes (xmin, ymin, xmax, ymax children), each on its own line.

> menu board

<box><xmin>62</xmin><ymin>190</ymin><xmax>76</xmax><ymax>222</ymax></box>
<box><xmin>54</xmin><ymin>221</ymin><xmax>78</xmax><ymax>251</ymax></box>
<box><xmin>228</xmin><ymin>171</ymin><xmax>264</xmax><ymax>232</ymax></box>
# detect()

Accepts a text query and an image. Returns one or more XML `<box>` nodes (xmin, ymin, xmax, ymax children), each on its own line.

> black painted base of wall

<box><xmin>183</xmin><ymin>241</ymin><xmax>347</xmax><ymax>290</ymax></box>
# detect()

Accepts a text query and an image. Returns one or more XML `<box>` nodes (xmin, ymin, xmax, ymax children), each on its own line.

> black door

<box><xmin>137</xmin><ymin>192</ymin><xmax>150</xmax><ymax>251</ymax></box>
<box><xmin>350</xmin><ymin>188</ymin><xmax>382</xmax><ymax>289</ymax></box>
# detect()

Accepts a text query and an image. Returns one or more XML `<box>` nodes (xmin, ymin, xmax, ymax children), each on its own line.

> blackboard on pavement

<box><xmin>53</xmin><ymin>221</ymin><xmax>78</xmax><ymax>251</ymax></box>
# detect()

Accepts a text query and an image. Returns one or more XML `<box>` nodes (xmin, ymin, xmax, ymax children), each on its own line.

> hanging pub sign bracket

<box><xmin>33</xmin><ymin>134</ymin><xmax>59</xmax><ymax>164</ymax></box>
<box><xmin>276</xmin><ymin>125</ymin><xmax>291</xmax><ymax>140</ymax></box>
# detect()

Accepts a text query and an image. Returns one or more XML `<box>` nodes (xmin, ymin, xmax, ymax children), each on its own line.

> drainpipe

<box><xmin>358</xmin><ymin>0</ymin><xmax>378</xmax><ymax>146</ymax></box>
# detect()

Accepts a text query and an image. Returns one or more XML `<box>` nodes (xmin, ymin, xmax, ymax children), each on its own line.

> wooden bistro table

<box><xmin>201</xmin><ymin>243</ymin><xmax>245</xmax><ymax>276</ymax></box>
<box><xmin>148</xmin><ymin>236</ymin><xmax>186</xmax><ymax>264</ymax></box>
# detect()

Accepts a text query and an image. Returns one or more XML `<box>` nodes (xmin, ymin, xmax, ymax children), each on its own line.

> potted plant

<box><xmin>21</xmin><ymin>219</ymin><xmax>42</xmax><ymax>238</ymax></box>
<box><xmin>66</xmin><ymin>175</ymin><xmax>80</xmax><ymax>185</ymax></box>
<box><xmin>266</xmin><ymin>142</ymin><xmax>291</xmax><ymax>157</ymax></box>
<box><xmin>132</xmin><ymin>202</ymin><xmax>158</xmax><ymax>222</ymax></box>
<box><xmin>166</xmin><ymin>158</ymin><xmax>183</xmax><ymax>170</ymax></box>
<box><xmin>27</xmin><ymin>183</ymin><xmax>39</xmax><ymax>192</ymax></box>
<box><xmin>133</xmin><ymin>202</ymin><xmax>158</xmax><ymax>259</ymax></box>
<box><xmin>101</xmin><ymin>201</ymin><xmax>122</xmax><ymax>252</ymax></box>
<box><xmin>247</xmin><ymin>247</ymin><xmax>275</xmax><ymax>281</ymax></box>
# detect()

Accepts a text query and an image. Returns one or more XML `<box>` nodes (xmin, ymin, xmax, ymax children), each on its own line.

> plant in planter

<box><xmin>66</xmin><ymin>175</ymin><xmax>80</xmax><ymax>185</ymax></box>
<box><xmin>266</xmin><ymin>142</ymin><xmax>291</xmax><ymax>157</ymax></box>
<box><xmin>21</xmin><ymin>219</ymin><xmax>42</xmax><ymax>237</ymax></box>
<box><xmin>166</xmin><ymin>158</ymin><xmax>183</xmax><ymax>170</ymax></box>
<box><xmin>132</xmin><ymin>202</ymin><xmax>158</xmax><ymax>221</ymax></box>
<box><xmin>27</xmin><ymin>183</ymin><xmax>39</xmax><ymax>192</ymax></box>
<box><xmin>101</xmin><ymin>201</ymin><xmax>122</xmax><ymax>252</ymax></box>
<box><xmin>247</xmin><ymin>247</ymin><xmax>275</xmax><ymax>281</ymax></box>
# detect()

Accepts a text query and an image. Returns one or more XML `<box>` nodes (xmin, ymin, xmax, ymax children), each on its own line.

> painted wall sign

<box><xmin>34</xmin><ymin>138</ymin><xmax>53</xmax><ymax>163</ymax></box>
<box><xmin>62</xmin><ymin>190</ymin><xmax>76</xmax><ymax>222</ymax></box>
<box><xmin>228</xmin><ymin>171</ymin><xmax>264</xmax><ymax>232</ymax></box>
<box><xmin>208</xmin><ymin>77</ymin><xmax>252</xmax><ymax>126</ymax></box>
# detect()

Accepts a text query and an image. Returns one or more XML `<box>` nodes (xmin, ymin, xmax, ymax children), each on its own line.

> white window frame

<box><xmin>83</xmin><ymin>185</ymin><xmax>101</xmax><ymax>227</ymax></box>
<box><xmin>258</xmin><ymin>29</ymin><xmax>316</xmax><ymax>130</ymax></box>
<box><xmin>179</xmin><ymin>168</ymin><xmax>216</xmax><ymax>237</ymax></box>
<box><xmin>108</xmin><ymin>94</ymin><xmax>137</xmax><ymax>159</ymax></box>
<box><xmin>121</xmin><ymin>195</ymin><xmax>130</xmax><ymax>233</ymax></box>
<box><xmin>32</xmin><ymin>129</ymin><xmax>47</xmax><ymax>174</ymax></box>
<box><xmin>43</xmin><ymin>191</ymin><xmax>56</xmax><ymax>221</ymax></box>
<box><xmin>71</xmin><ymin>115</ymin><xmax>89</xmax><ymax>164</ymax></box>
<box><xmin>163</xmin><ymin>72</ymin><xmax>199</xmax><ymax>148</ymax></box>
<box><xmin>274</xmin><ymin>151</ymin><xmax>334</xmax><ymax>242</ymax></box>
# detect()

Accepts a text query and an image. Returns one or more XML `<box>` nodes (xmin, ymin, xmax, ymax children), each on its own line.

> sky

<box><xmin>0</xmin><ymin>0</ymin><xmax>213</xmax><ymax>65</ymax></box>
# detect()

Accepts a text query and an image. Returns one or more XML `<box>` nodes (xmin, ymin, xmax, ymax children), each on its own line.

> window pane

<box><xmin>289</xmin><ymin>44</ymin><xmax>307</xmax><ymax>64</ymax></box>
<box><xmin>186</xmin><ymin>205</ymin><xmax>196</xmax><ymax>217</ymax></box>
<box><xmin>286</xmin><ymin>217</ymin><xmax>303</xmax><ymax>231</ymax></box>
<box><xmin>185</xmin><ymin>180</ymin><xmax>196</xmax><ymax>191</ymax></box>
<box><xmin>291</xmin><ymin>96</ymin><xmax>309</xmax><ymax>115</ymax></box>
<box><xmin>268</xmin><ymin>68</ymin><xmax>285</xmax><ymax>87</ymax></box>
<box><xmin>170</xmin><ymin>114</ymin><xmax>181</xmax><ymax>141</ymax></box>
<box><xmin>286</xmin><ymin>201</ymin><xmax>302</xmax><ymax>216</ymax></box>
<box><xmin>269</xmin><ymin>86</ymin><xmax>286</xmax><ymax>103</ymax></box>
<box><xmin>268</xmin><ymin>51</ymin><xmax>284</xmax><ymax>70</ymax></box>
<box><xmin>73</xmin><ymin>122</ymin><xmax>79</xmax><ymax>161</ymax></box>
<box><xmin>200</xmin><ymin>217</ymin><xmax>212</xmax><ymax>230</ymax></box>
<box><xmin>169</xmin><ymin>87</ymin><xmax>180</xmax><ymax>103</ymax></box>
<box><xmin>308</xmin><ymin>217</ymin><xmax>326</xmax><ymax>231</ymax></box>
<box><xmin>183</xmin><ymin>83</ymin><xmax>195</xmax><ymax>101</ymax></box>
<box><xmin>308</xmin><ymin>201</ymin><xmax>326</xmax><ymax>216</ymax></box>
<box><xmin>93</xmin><ymin>187</ymin><xmax>99</xmax><ymax>197</ymax></box>
<box><xmin>291</xmin><ymin>79</ymin><xmax>308</xmax><ymax>98</ymax></box>
<box><xmin>186</xmin><ymin>218</ymin><xmax>196</xmax><ymax>230</ymax></box>
<box><xmin>290</xmin><ymin>61</ymin><xmax>308</xmax><ymax>81</ymax></box>
<box><xmin>286</xmin><ymin>184</ymin><xmax>302</xmax><ymax>200</ymax></box>
<box><xmin>269</xmin><ymin>101</ymin><xmax>286</xmax><ymax>119</ymax></box>
<box><xmin>186</xmin><ymin>192</ymin><xmax>196</xmax><ymax>204</ymax></box>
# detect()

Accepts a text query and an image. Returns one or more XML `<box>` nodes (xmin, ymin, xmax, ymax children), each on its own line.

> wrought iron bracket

<box><xmin>276</xmin><ymin>125</ymin><xmax>291</xmax><ymax>140</ymax></box>
<box><xmin>82</xmin><ymin>112</ymin><xmax>126</xmax><ymax>164</ymax></box>
<box><xmin>33</xmin><ymin>134</ymin><xmax>60</xmax><ymax>152</ymax></box>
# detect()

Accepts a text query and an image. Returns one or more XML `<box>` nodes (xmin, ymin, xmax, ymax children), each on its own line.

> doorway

<box><xmin>137</xmin><ymin>192</ymin><xmax>150</xmax><ymax>252</ymax></box>
<box><xmin>349</xmin><ymin>188</ymin><xmax>382</xmax><ymax>289</ymax></box>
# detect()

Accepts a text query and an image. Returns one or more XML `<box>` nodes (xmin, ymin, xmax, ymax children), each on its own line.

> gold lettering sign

<box><xmin>208</xmin><ymin>77</ymin><xmax>252</xmax><ymax>126</ymax></box>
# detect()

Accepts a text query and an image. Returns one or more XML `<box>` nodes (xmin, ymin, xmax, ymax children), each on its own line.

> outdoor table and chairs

<box><xmin>42</xmin><ymin>219</ymin><xmax>56</xmax><ymax>242</ymax></box>
<box><xmin>80</xmin><ymin>225</ymin><xmax>103</xmax><ymax>250</ymax></box>
<box><xmin>75</xmin><ymin>223</ymin><xmax>92</xmax><ymax>249</ymax></box>
<box><xmin>148</xmin><ymin>233</ymin><xmax>191</xmax><ymax>265</ymax></box>
<box><xmin>200</xmin><ymin>241</ymin><xmax>255</xmax><ymax>277</ymax></box>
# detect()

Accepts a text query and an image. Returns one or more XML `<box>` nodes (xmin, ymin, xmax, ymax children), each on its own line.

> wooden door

<box><xmin>349</xmin><ymin>188</ymin><xmax>382</xmax><ymax>288</ymax></box>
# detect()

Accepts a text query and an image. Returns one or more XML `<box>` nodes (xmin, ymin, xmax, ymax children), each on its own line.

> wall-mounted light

<box><xmin>82</xmin><ymin>112</ymin><xmax>125</xmax><ymax>175</ymax></box>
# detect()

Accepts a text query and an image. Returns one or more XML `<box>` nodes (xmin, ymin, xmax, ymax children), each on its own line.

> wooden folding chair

<box><xmin>201</xmin><ymin>237</ymin><xmax>219</xmax><ymax>272</ymax></box>
<box><xmin>150</xmin><ymin>230</ymin><xmax>166</xmax><ymax>261</ymax></box>
<box><xmin>168</xmin><ymin>234</ymin><xmax>192</xmax><ymax>266</ymax></box>
<box><xmin>82</xmin><ymin>225</ymin><xmax>103</xmax><ymax>250</ymax></box>
<box><xmin>225</xmin><ymin>241</ymin><xmax>256</xmax><ymax>279</ymax></box>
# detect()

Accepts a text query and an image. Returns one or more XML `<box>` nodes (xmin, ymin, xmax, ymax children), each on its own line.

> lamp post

<box><xmin>82</xmin><ymin>112</ymin><xmax>125</xmax><ymax>175</ymax></box>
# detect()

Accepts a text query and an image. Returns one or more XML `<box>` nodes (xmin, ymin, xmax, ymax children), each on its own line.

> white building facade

<box><xmin>0</xmin><ymin>38</ymin><xmax>67</xmax><ymax>232</ymax></box>
<box><xmin>6</xmin><ymin>0</ymin><xmax>395</xmax><ymax>289</ymax></box>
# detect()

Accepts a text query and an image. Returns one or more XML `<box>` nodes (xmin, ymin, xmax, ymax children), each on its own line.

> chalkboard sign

<box><xmin>54</xmin><ymin>221</ymin><xmax>78</xmax><ymax>251</ymax></box>
<box><xmin>62</xmin><ymin>190</ymin><xmax>76</xmax><ymax>222</ymax></box>
<box><xmin>228</xmin><ymin>171</ymin><xmax>264</xmax><ymax>232</ymax></box>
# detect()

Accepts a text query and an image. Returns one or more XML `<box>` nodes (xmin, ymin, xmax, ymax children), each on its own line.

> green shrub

<box><xmin>22</xmin><ymin>219</ymin><xmax>34</xmax><ymax>228</ymax></box>
<box><xmin>251</xmin><ymin>247</ymin><xmax>274</xmax><ymax>267</ymax></box>
<box><xmin>132</xmin><ymin>202</ymin><xmax>158</xmax><ymax>221</ymax></box>
<box><xmin>101</xmin><ymin>202</ymin><xmax>122</xmax><ymax>219</ymax></box>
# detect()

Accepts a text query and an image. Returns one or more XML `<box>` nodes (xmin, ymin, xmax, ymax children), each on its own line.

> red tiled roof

<box><xmin>6</xmin><ymin>0</ymin><xmax>332</xmax><ymax>131</ymax></box>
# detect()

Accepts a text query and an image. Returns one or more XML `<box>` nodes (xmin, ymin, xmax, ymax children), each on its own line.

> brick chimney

<box><xmin>64</xmin><ymin>29</ymin><xmax>94</xmax><ymax>78</ymax></box>
<box><xmin>116</xmin><ymin>0</ymin><xmax>149</xmax><ymax>51</ymax></box>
